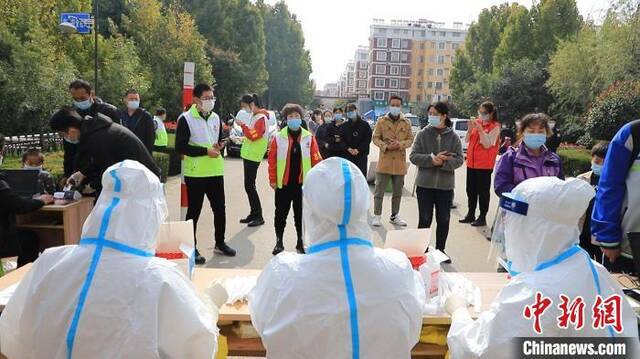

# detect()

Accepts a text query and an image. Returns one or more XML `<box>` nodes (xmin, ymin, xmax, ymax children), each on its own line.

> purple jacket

<box><xmin>494</xmin><ymin>145</ymin><xmax>564</xmax><ymax>196</ymax></box>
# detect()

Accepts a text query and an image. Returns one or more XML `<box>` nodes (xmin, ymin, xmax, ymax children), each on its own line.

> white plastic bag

<box><xmin>155</xmin><ymin>220</ymin><xmax>195</xmax><ymax>279</ymax></box>
<box><xmin>438</xmin><ymin>272</ymin><xmax>482</xmax><ymax>314</ymax></box>
<box><xmin>220</xmin><ymin>276</ymin><xmax>258</xmax><ymax>304</ymax></box>
<box><xmin>418</xmin><ymin>247</ymin><xmax>448</xmax><ymax>298</ymax></box>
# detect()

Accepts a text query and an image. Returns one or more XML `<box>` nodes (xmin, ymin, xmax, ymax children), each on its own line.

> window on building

<box><xmin>401</xmin><ymin>39</ymin><xmax>409</xmax><ymax>48</ymax></box>
<box><xmin>404</xmin><ymin>29</ymin><xmax>409</xmax><ymax>34</ymax></box>
<box><xmin>421</xmin><ymin>30</ymin><xmax>426</xmax><ymax>37</ymax></box>
<box><xmin>376</xmin><ymin>38</ymin><xmax>387</xmax><ymax>48</ymax></box>
<box><xmin>428</xmin><ymin>69</ymin><xmax>434</xmax><ymax>76</ymax></box>
<box><xmin>427</xmin><ymin>81</ymin><xmax>433</xmax><ymax>88</ymax></box>
<box><xmin>400</xmin><ymin>79</ymin><xmax>408</xmax><ymax>88</ymax></box>
<box><xmin>437</xmin><ymin>69</ymin><xmax>444</xmax><ymax>76</ymax></box>
<box><xmin>376</xmin><ymin>51</ymin><xmax>387</xmax><ymax>61</ymax></box>
<box><xmin>391</xmin><ymin>38</ymin><xmax>401</xmax><ymax>49</ymax></box>
<box><xmin>440</xmin><ymin>31</ymin><xmax>446</xmax><ymax>36</ymax></box>
<box><xmin>389</xmin><ymin>91</ymin><xmax>398</xmax><ymax>98</ymax></box>
<box><xmin>420</xmin><ymin>42</ymin><xmax>425</xmax><ymax>49</ymax></box>
<box><xmin>417</xmin><ymin>81</ymin><xmax>423</xmax><ymax>89</ymax></box>
<box><xmin>357</xmin><ymin>80</ymin><xmax>367</xmax><ymax>88</ymax></box>
<box><xmin>375</xmin><ymin>65</ymin><xmax>386</xmax><ymax>75</ymax></box>
<box><xmin>400</xmin><ymin>53</ymin><xmax>409</xmax><ymax>62</ymax></box>
<box><xmin>374</xmin><ymin>91</ymin><xmax>385</xmax><ymax>100</ymax></box>
<box><xmin>401</xmin><ymin>66</ymin><xmax>409</xmax><ymax>75</ymax></box>
<box><xmin>437</xmin><ymin>56</ymin><xmax>445</xmax><ymax>64</ymax></box>
<box><xmin>393</xmin><ymin>29</ymin><xmax>400</xmax><ymax>34</ymax></box>
<box><xmin>389</xmin><ymin>79</ymin><xmax>399</xmax><ymax>88</ymax></box>
<box><xmin>418</xmin><ymin>69</ymin><xmax>423</xmax><ymax>76</ymax></box>
<box><xmin>390</xmin><ymin>66</ymin><xmax>400</xmax><ymax>75</ymax></box>
<box><xmin>435</xmin><ymin>82</ymin><xmax>443</xmax><ymax>90</ymax></box>
<box><xmin>391</xmin><ymin>52</ymin><xmax>400</xmax><ymax>62</ymax></box>
<box><xmin>359</xmin><ymin>53</ymin><xmax>367</xmax><ymax>60</ymax></box>
<box><xmin>375</xmin><ymin>78</ymin><xmax>385</xmax><ymax>88</ymax></box>
<box><xmin>419</xmin><ymin>56</ymin><xmax>424</xmax><ymax>63</ymax></box>
<box><xmin>431</xmin><ymin>31</ymin><xmax>437</xmax><ymax>36</ymax></box>
<box><xmin>359</xmin><ymin>62</ymin><xmax>367</xmax><ymax>69</ymax></box>
<box><xmin>452</xmin><ymin>43</ymin><xmax>460</xmax><ymax>50</ymax></box>
<box><xmin>439</xmin><ymin>42</ymin><xmax>445</xmax><ymax>50</ymax></box>
<box><xmin>358</xmin><ymin>70</ymin><xmax>367</xmax><ymax>78</ymax></box>
<box><xmin>452</xmin><ymin>32</ymin><xmax>460</xmax><ymax>37</ymax></box>
<box><xmin>431</xmin><ymin>41</ymin><xmax>436</xmax><ymax>48</ymax></box>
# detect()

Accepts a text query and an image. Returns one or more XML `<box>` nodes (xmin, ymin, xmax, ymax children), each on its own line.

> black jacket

<box><xmin>76</xmin><ymin>112</ymin><xmax>161</xmax><ymax>184</ymax></box>
<box><xmin>64</xmin><ymin>102</ymin><xmax>123</xmax><ymax>177</ymax></box>
<box><xmin>343</xmin><ymin>117</ymin><xmax>372</xmax><ymax>162</ymax></box>
<box><xmin>0</xmin><ymin>177</ymin><xmax>44</xmax><ymax>246</ymax></box>
<box><xmin>316</xmin><ymin>122</ymin><xmax>348</xmax><ymax>159</ymax></box>
<box><xmin>121</xmin><ymin>108</ymin><xmax>155</xmax><ymax>154</ymax></box>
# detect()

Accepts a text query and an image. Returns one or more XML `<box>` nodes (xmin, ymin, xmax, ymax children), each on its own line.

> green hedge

<box><xmin>558</xmin><ymin>148</ymin><xmax>592</xmax><ymax>177</ymax></box>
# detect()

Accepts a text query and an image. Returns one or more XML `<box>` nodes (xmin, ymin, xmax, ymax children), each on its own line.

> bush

<box><xmin>153</xmin><ymin>152</ymin><xmax>170</xmax><ymax>183</ymax></box>
<box><xmin>0</xmin><ymin>151</ymin><xmax>65</xmax><ymax>183</ymax></box>
<box><xmin>560</xmin><ymin>116</ymin><xmax>586</xmax><ymax>144</ymax></box>
<box><xmin>585</xmin><ymin>81</ymin><xmax>640</xmax><ymax>141</ymax></box>
<box><xmin>558</xmin><ymin>147</ymin><xmax>592</xmax><ymax>177</ymax></box>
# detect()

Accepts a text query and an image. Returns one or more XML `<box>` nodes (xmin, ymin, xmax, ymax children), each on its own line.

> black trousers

<box><xmin>243</xmin><ymin>159</ymin><xmax>263</xmax><ymax>218</ymax></box>
<box><xmin>347</xmin><ymin>155</ymin><xmax>368</xmax><ymax>178</ymax></box>
<box><xmin>466</xmin><ymin>168</ymin><xmax>493</xmax><ymax>218</ymax></box>
<box><xmin>274</xmin><ymin>184</ymin><xmax>303</xmax><ymax>240</ymax></box>
<box><xmin>185</xmin><ymin>176</ymin><xmax>226</xmax><ymax>246</ymax></box>
<box><xmin>603</xmin><ymin>255</ymin><xmax>635</xmax><ymax>274</ymax></box>
<box><xmin>0</xmin><ymin>229</ymin><xmax>39</xmax><ymax>267</ymax></box>
<box><xmin>417</xmin><ymin>187</ymin><xmax>453</xmax><ymax>251</ymax></box>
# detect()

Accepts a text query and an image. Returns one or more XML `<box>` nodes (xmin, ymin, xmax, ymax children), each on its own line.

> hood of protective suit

<box><xmin>81</xmin><ymin>160</ymin><xmax>167</xmax><ymax>254</ymax></box>
<box><xmin>504</xmin><ymin>177</ymin><xmax>594</xmax><ymax>273</ymax></box>
<box><xmin>303</xmin><ymin>157</ymin><xmax>371</xmax><ymax>245</ymax></box>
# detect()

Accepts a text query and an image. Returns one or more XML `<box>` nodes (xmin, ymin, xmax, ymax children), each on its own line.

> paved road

<box><xmin>165</xmin><ymin>145</ymin><xmax>498</xmax><ymax>272</ymax></box>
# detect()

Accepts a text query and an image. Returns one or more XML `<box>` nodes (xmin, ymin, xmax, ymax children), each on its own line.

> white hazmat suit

<box><xmin>447</xmin><ymin>177</ymin><xmax>639</xmax><ymax>359</ymax></box>
<box><xmin>249</xmin><ymin>157</ymin><xmax>426</xmax><ymax>359</ymax></box>
<box><xmin>0</xmin><ymin>160</ymin><xmax>218</xmax><ymax>359</ymax></box>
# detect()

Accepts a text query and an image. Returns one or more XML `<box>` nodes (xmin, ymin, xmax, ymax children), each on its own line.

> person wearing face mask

<box><xmin>410</xmin><ymin>102</ymin><xmax>464</xmax><ymax>261</ymax></box>
<box><xmin>494</xmin><ymin>113</ymin><xmax>564</xmax><ymax>197</ymax></box>
<box><xmin>321</xmin><ymin>108</ymin><xmax>349</xmax><ymax>159</ymax></box>
<box><xmin>153</xmin><ymin>108</ymin><xmax>169</xmax><ymax>150</ymax></box>
<box><xmin>372</xmin><ymin>95</ymin><xmax>414</xmax><ymax>227</ymax></box>
<box><xmin>21</xmin><ymin>149</ymin><xmax>56</xmax><ymax>194</ymax></box>
<box><xmin>120</xmin><ymin>89</ymin><xmax>155</xmax><ymax>154</ymax></box>
<box><xmin>343</xmin><ymin>103</ymin><xmax>373</xmax><ymax>176</ymax></box>
<box><xmin>460</xmin><ymin>101</ymin><xmax>501</xmax><ymax>227</ymax></box>
<box><xmin>175</xmin><ymin>84</ymin><xmax>236</xmax><ymax>263</ymax></box>
<box><xmin>315</xmin><ymin>109</ymin><xmax>336</xmax><ymax>158</ymax></box>
<box><xmin>577</xmin><ymin>141</ymin><xmax>608</xmax><ymax>262</ymax></box>
<box><xmin>64</xmin><ymin>80</ymin><xmax>122</xmax><ymax>179</ymax></box>
<box><xmin>267</xmin><ymin>103</ymin><xmax>322</xmax><ymax>255</ymax></box>
<box><xmin>308</xmin><ymin>109</ymin><xmax>324</xmax><ymax>135</ymax></box>
<box><xmin>236</xmin><ymin>94</ymin><xmax>270</xmax><ymax>228</ymax></box>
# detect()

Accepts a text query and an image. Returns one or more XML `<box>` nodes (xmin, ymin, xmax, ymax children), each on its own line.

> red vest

<box><xmin>467</xmin><ymin>119</ymin><xmax>500</xmax><ymax>170</ymax></box>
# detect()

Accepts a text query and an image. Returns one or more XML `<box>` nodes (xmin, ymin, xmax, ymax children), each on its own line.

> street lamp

<box><xmin>59</xmin><ymin>1</ymin><xmax>99</xmax><ymax>95</ymax></box>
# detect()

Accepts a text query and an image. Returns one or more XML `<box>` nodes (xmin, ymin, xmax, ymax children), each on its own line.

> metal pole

<box><xmin>93</xmin><ymin>0</ymin><xmax>98</xmax><ymax>95</ymax></box>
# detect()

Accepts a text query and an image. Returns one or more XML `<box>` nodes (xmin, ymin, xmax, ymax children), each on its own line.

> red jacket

<box><xmin>240</xmin><ymin>109</ymin><xmax>269</xmax><ymax>141</ymax></box>
<box><xmin>268</xmin><ymin>132</ymin><xmax>322</xmax><ymax>186</ymax></box>
<box><xmin>467</xmin><ymin>119</ymin><xmax>500</xmax><ymax>170</ymax></box>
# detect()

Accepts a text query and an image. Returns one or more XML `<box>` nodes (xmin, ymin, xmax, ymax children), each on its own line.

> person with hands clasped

<box><xmin>410</xmin><ymin>102</ymin><xmax>464</xmax><ymax>262</ymax></box>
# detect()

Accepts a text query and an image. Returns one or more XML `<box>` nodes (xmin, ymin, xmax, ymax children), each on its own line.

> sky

<box><xmin>265</xmin><ymin>0</ymin><xmax>613</xmax><ymax>88</ymax></box>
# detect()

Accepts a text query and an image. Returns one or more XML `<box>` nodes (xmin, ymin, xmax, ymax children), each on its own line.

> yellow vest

<box><xmin>240</xmin><ymin>113</ymin><xmax>269</xmax><ymax>162</ymax></box>
<box><xmin>182</xmin><ymin>105</ymin><xmax>224</xmax><ymax>177</ymax></box>
<box><xmin>275</xmin><ymin>127</ymin><xmax>312</xmax><ymax>189</ymax></box>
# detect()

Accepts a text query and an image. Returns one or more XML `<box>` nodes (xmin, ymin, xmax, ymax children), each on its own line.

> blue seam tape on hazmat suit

<box><xmin>305</xmin><ymin>159</ymin><xmax>364</xmax><ymax>359</ymax></box>
<box><xmin>66</xmin><ymin>163</ymin><xmax>154</xmax><ymax>359</ymax></box>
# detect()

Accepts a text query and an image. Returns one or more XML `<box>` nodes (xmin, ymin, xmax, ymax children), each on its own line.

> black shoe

<box><xmin>296</xmin><ymin>239</ymin><xmax>306</xmax><ymax>254</ymax></box>
<box><xmin>459</xmin><ymin>214</ymin><xmax>475</xmax><ymax>224</ymax></box>
<box><xmin>441</xmin><ymin>250</ymin><xmax>452</xmax><ymax>264</ymax></box>
<box><xmin>247</xmin><ymin>217</ymin><xmax>265</xmax><ymax>227</ymax></box>
<box><xmin>272</xmin><ymin>238</ymin><xmax>284</xmax><ymax>256</ymax></box>
<box><xmin>450</xmin><ymin>202</ymin><xmax>458</xmax><ymax>209</ymax></box>
<box><xmin>471</xmin><ymin>217</ymin><xmax>487</xmax><ymax>227</ymax></box>
<box><xmin>214</xmin><ymin>243</ymin><xmax>237</xmax><ymax>257</ymax></box>
<box><xmin>239</xmin><ymin>214</ymin><xmax>254</xmax><ymax>224</ymax></box>
<box><xmin>194</xmin><ymin>249</ymin><xmax>206</xmax><ymax>265</ymax></box>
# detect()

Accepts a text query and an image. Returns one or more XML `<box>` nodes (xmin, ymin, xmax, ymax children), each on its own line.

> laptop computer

<box><xmin>1</xmin><ymin>169</ymin><xmax>42</xmax><ymax>198</ymax></box>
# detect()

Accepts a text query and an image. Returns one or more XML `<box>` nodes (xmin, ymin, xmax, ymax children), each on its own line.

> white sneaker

<box><xmin>390</xmin><ymin>215</ymin><xmax>408</xmax><ymax>227</ymax></box>
<box><xmin>371</xmin><ymin>215</ymin><xmax>382</xmax><ymax>227</ymax></box>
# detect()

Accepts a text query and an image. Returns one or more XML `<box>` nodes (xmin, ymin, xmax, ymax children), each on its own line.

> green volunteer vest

<box><xmin>275</xmin><ymin>127</ymin><xmax>312</xmax><ymax>189</ymax></box>
<box><xmin>240</xmin><ymin>113</ymin><xmax>269</xmax><ymax>162</ymax></box>
<box><xmin>154</xmin><ymin>117</ymin><xmax>168</xmax><ymax>147</ymax></box>
<box><xmin>182</xmin><ymin>105</ymin><xmax>224</xmax><ymax>177</ymax></box>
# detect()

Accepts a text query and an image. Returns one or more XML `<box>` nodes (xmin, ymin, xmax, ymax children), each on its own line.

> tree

<box><xmin>585</xmin><ymin>81</ymin><xmax>640</xmax><ymax>141</ymax></box>
<box><xmin>258</xmin><ymin>1</ymin><xmax>314</xmax><ymax>110</ymax></box>
<box><xmin>463</xmin><ymin>3</ymin><xmax>515</xmax><ymax>72</ymax></box>
<box><xmin>531</xmin><ymin>0</ymin><xmax>582</xmax><ymax>59</ymax></box>
<box><xmin>493</xmin><ymin>5</ymin><xmax>533</xmax><ymax>71</ymax></box>
<box><xmin>186</xmin><ymin>0</ymin><xmax>268</xmax><ymax>115</ymax></box>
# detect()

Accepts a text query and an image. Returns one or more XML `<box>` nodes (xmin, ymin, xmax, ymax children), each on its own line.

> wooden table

<box><xmin>15</xmin><ymin>198</ymin><xmax>93</xmax><ymax>250</ymax></box>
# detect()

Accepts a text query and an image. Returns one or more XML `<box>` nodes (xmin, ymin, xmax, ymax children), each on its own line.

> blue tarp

<box><xmin>363</xmin><ymin>110</ymin><xmax>375</xmax><ymax>120</ymax></box>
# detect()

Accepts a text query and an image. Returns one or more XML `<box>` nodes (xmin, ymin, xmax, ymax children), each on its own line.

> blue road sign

<box><xmin>60</xmin><ymin>13</ymin><xmax>93</xmax><ymax>35</ymax></box>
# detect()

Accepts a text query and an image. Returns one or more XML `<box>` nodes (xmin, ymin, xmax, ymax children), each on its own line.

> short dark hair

<box><xmin>591</xmin><ymin>141</ymin><xmax>609</xmax><ymax>158</ymax></box>
<box><xmin>240</xmin><ymin>93</ymin><xmax>262</xmax><ymax>108</ymax></box>
<box><xmin>517</xmin><ymin>113</ymin><xmax>551</xmax><ymax>139</ymax></box>
<box><xmin>389</xmin><ymin>95</ymin><xmax>403</xmax><ymax>105</ymax></box>
<box><xmin>22</xmin><ymin>148</ymin><xmax>44</xmax><ymax>164</ymax></box>
<box><xmin>50</xmin><ymin>107</ymin><xmax>83</xmax><ymax>131</ymax></box>
<box><xmin>281</xmin><ymin>103</ymin><xmax>305</xmax><ymax>119</ymax></box>
<box><xmin>69</xmin><ymin>79</ymin><xmax>92</xmax><ymax>94</ymax></box>
<box><xmin>479</xmin><ymin>101</ymin><xmax>498</xmax><ymax>122</ymax></box>
<box><xmin>193</xmin><ymin>83</ymin><xmax>213</xmax><ymax>98</ymax></box>
<box><xmin>312</xmin><ymin>109</ymin><xmax>323</xmax><ymax>117</ymax></box>
<box><xmin>156</xmin><ymin>108</ymin><xmax>166</xmax><ymax>116</ymax></box>
<box><xmin>427</xmin><ymin>102</ymin><xmax>450</xmax><ymax>116</ymax></box>
<box><xmin>124</xmin><ymin>89</ymin><xmax>139</xmax><ymax>96</ymax></box>
<box><xmin>346</xmin><ymin>103</ymin><xmax>358</xmax><ymax>112</ymax></box>
<box><xmin>333</xmin><ymin>107</ymin><xmax>343</xmax><ymax>114</ymax></box>
<box><xmin>323</xmin><ymin>109</ymin><xmax>333</xmax><ymax>116</ymax></box>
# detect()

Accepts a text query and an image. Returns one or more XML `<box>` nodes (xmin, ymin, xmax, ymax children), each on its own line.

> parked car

<box><xmin>450</xmin><ymin>118</ymin><xmax>469</xmax><ymax>152</ymax></box>
<box><xmin>227</xmin><ymin>110</ymin><xmax>278</xmax><ymax>158</ymax></box>
<box><xmin>404</xmin><ymin>113</ymin><xmax>420</xmax><ymax>133</ymax></box>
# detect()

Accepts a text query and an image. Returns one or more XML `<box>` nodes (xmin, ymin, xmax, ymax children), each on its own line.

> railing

<box><xmin>2</xmin><ymin>133</ymin><xmax>64</xmax><ymax>156</ymax></box>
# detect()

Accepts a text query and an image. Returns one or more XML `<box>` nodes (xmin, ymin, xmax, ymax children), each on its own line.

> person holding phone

<box><xmin>409</xmin><ymin>102</ymin><xmax>464</xmax><ymax>262</ymax></box>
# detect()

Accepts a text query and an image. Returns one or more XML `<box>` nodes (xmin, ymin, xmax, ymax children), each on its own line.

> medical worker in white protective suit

<box><xmin>249</xmin><ymin>157</ymin><xmax>426</xmax><ymax>359</ymax></box>
<box><xmin>0</xmin><ymin>160</ymin><xmax>220</xmax><ymax>359</ymax></box>
<box><xmin>444</xmin><ymin>177</ymin><xmax>639</xmax><ymax>359</ymax></box>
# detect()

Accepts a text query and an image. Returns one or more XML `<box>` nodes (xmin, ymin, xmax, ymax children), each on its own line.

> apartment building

<box><xmin>354</xmin><ymin>46</ymin><xmax>369</xmax><ymax>97</ymax></box>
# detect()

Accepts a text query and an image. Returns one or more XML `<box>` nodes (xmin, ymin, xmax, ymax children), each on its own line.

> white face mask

<box><xmin>127</xmin><ymin>100</ymin><xmax>140</xmax><ymax>110</ymax></box>
<box><xmin>24</xmin><ymin>165</ymin><xmax>43</xmax><ymax>171</ymax></box>
<box><xmin>201</xmin><ymin>99</ymin><xmax>215</xmax><ymax>113</ymax></box>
